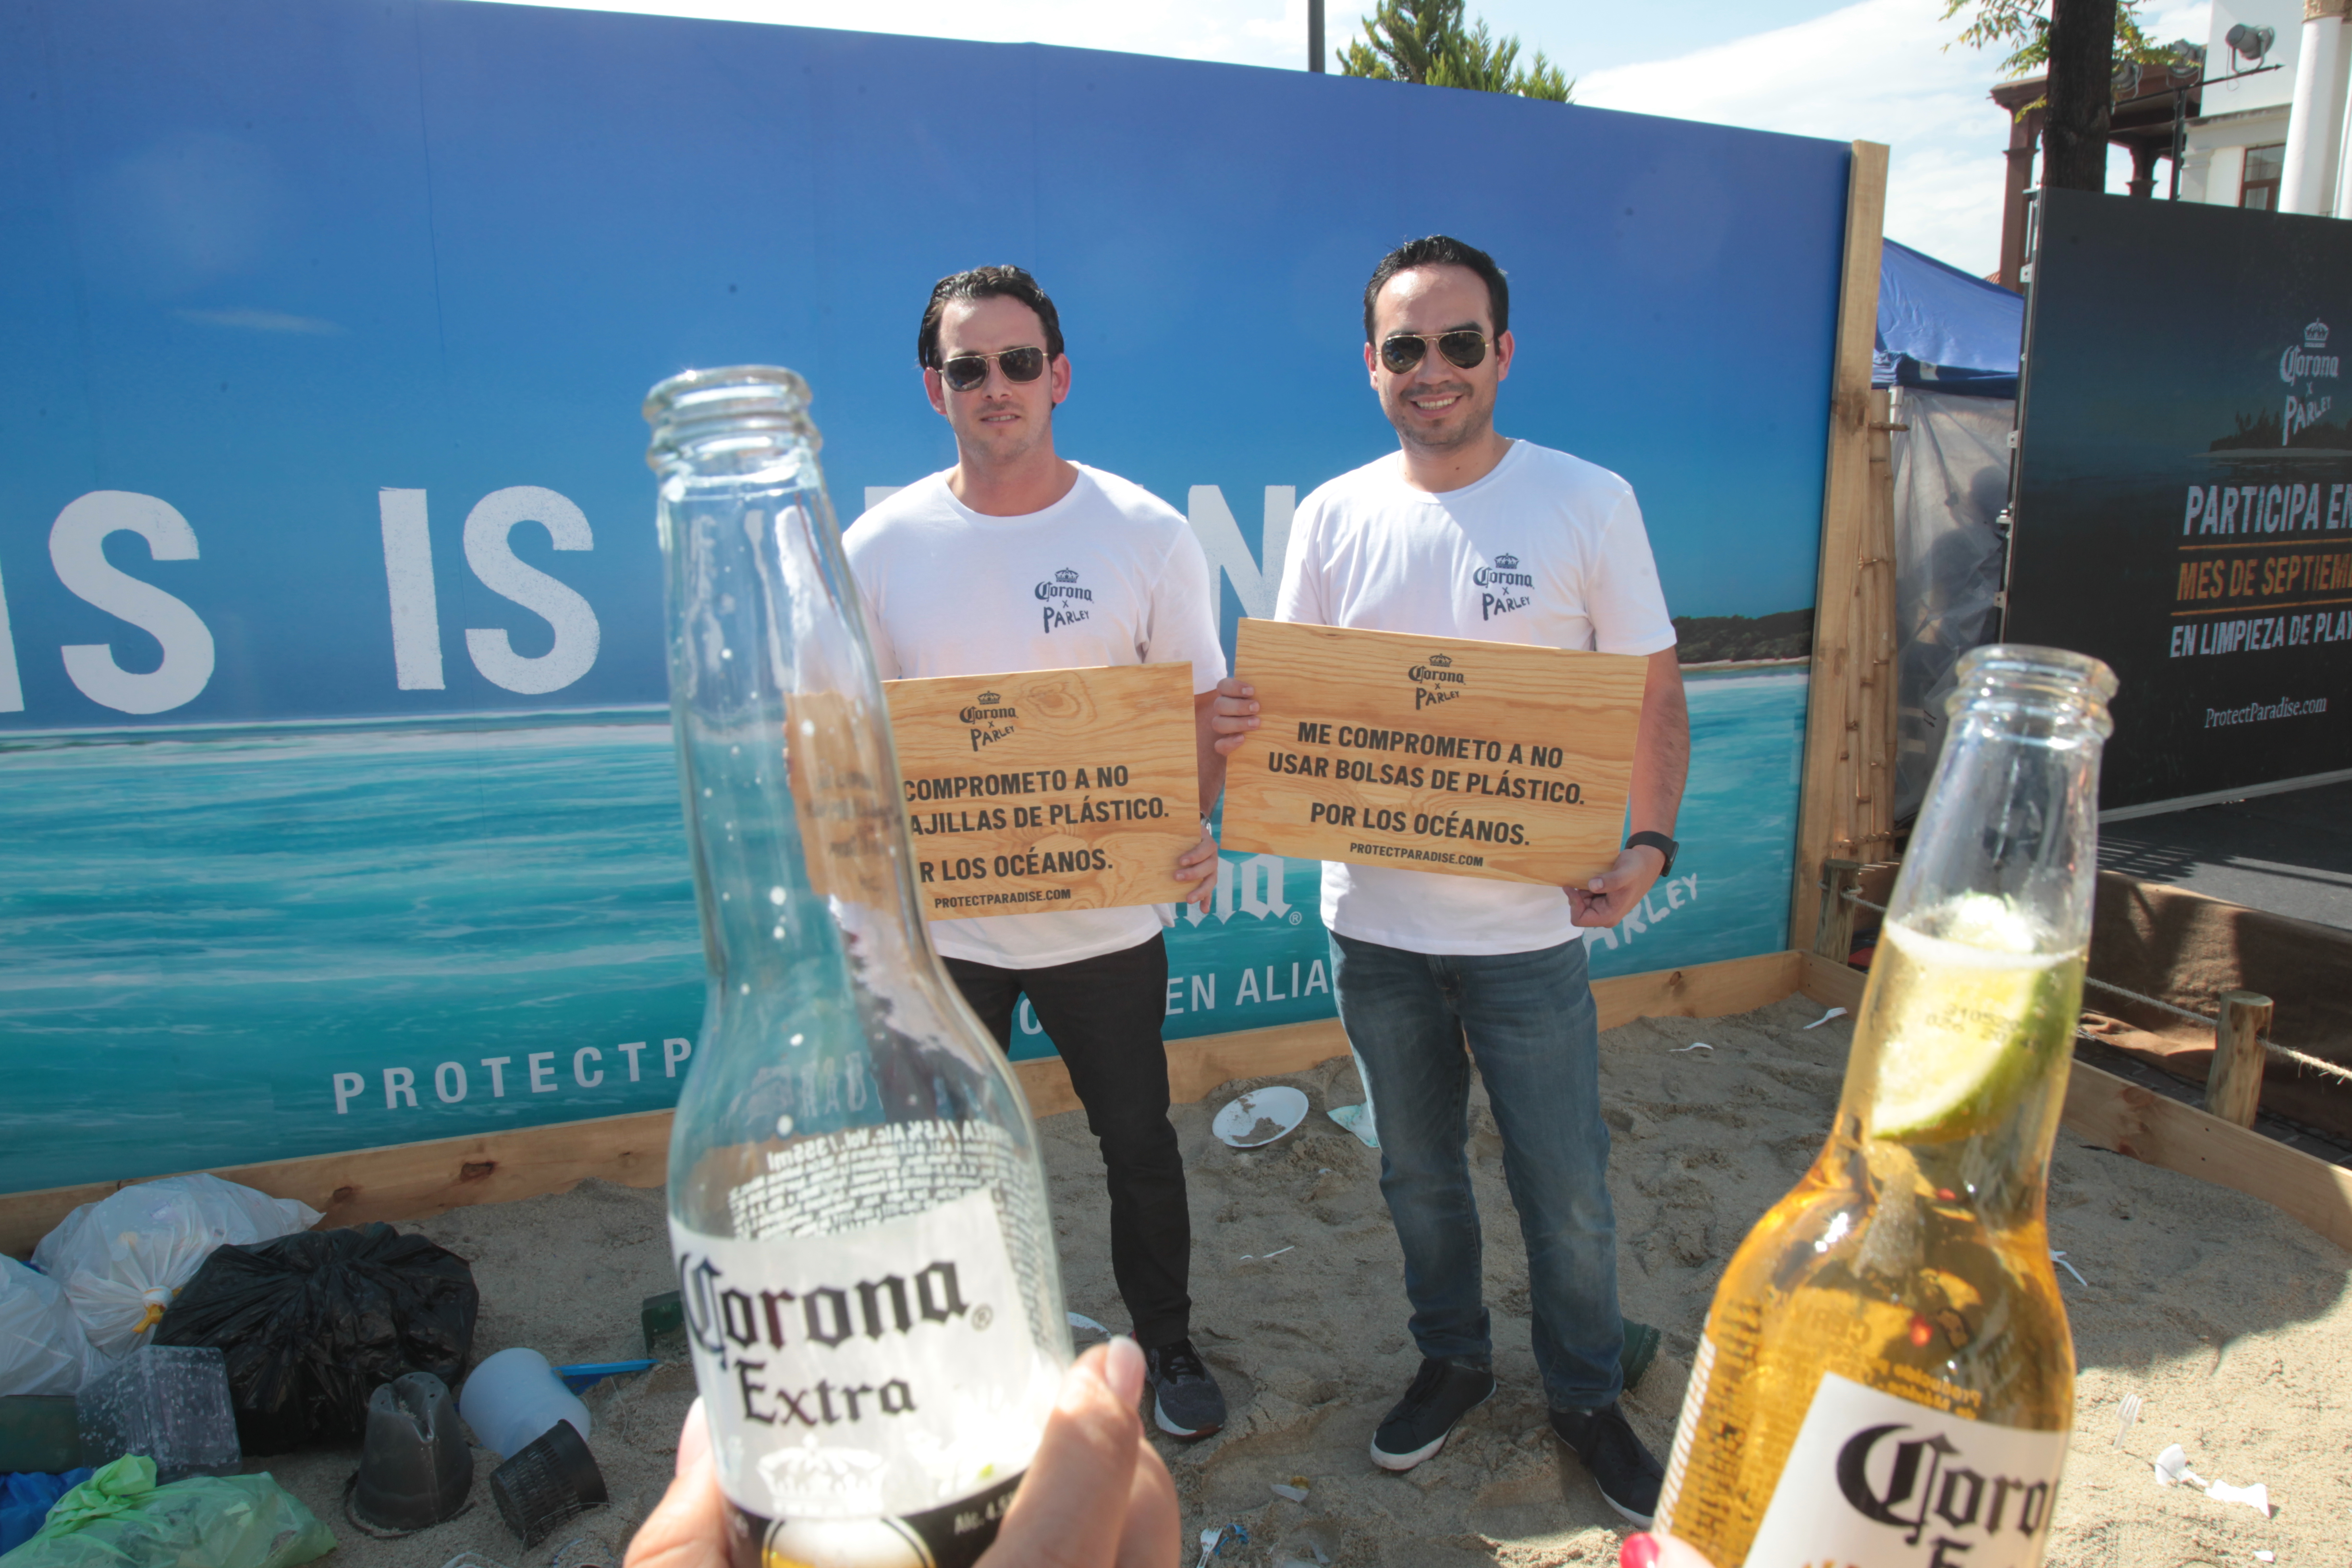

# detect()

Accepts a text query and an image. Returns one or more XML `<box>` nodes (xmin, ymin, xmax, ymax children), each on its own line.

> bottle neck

<box><xmin>1828</xmin><ymin>1021</ymin><xmax>2076</xmax><ymax>1236</ymax></box>
<box><xmin>1831</xmin><ymin>646</ymin><xmax>2110</xmax><ymax>1238</ymax></box>
<box><xmin>659</xmin><ymin>453</ymin><xmax>937</xmax><ymax>1008</ymax></box>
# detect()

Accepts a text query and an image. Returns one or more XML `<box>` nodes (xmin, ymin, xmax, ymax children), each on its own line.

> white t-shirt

<box><xmin>1274</xmin><ymin>439</ymin><xmax>1676</xmax><ymax>956</ymax></box>
<box><xmin>846</xmin><ymin>464</ymin><xmax>1226</xmax><ymax>969</ymax></box>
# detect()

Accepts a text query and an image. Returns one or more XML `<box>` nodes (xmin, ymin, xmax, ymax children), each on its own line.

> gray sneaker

<box><xmin>1145</xmin><ymin>1339</ymin><xmax>1226</xmax><ymax>1440</ymax></box>
<box><xmin>1371</xmin><ymin>1356</ymin><xmax>1495</xmax><ymax>1472</ymax></box>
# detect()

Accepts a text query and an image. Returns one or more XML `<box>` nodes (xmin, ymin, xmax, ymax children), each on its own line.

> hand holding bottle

<box><xmin>1618</xmin><ymin>1533</ymin><xmax>1718</xmax><ymax>1568</ymax></box>
<box><xmin>627</xmin><ymin>1339</ymin><xmax>1178</xmax><ymax>1568</ymax></box>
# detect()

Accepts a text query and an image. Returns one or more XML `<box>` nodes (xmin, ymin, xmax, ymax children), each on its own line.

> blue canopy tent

<box><xmin>1873</xmin><ymin>238</ymin><xmax>2025</xmax><ymax>399</ymax></box>
<box><xmin>1869</xmin><ymin>240</ymin><xmax>2023</xmax><ymax>817</ymax></box>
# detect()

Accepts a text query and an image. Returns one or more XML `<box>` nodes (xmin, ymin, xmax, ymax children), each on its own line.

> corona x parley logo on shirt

<box><xmin>1035</xmin><ymin>566</ymin><xmax>1093</xmax><ymax>633</ymax></box>
<box><xmin>1471</xmin><ymin>551</ymin><xmax>1532</xmax><ymax>622</ymax></box>
<box><xmin>1406</xmin><ymin>652</ymin><xmax>1466</xmax><ymax>710</ymax></box>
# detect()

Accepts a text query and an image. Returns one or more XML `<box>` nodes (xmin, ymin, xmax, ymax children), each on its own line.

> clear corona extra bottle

<box><xmin>645</xmin><ymin>367</ymin><xmax>1068</xmax><ymax>1568</ymax></box>
<box><xmin>1655</xmin><ymin>645</ymin><xmax>2115</xmax><ymax>1568</ymax></box>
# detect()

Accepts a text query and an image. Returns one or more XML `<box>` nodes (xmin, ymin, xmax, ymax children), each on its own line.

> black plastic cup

<box><xmin>351</xmin><ymin>1372</ymin><xmax>473</xmax><ymax>1534</ymax></box>
<box><xmin>490</xmin><ymin>1417</ymin><xmax>608</xmax><ymax>1545</ymax></box>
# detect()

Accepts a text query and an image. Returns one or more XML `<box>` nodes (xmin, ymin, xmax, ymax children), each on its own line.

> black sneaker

<box><xmin>1370</xmin><ymin>1357</ymin><xmax>1495</xmax><ymax>1472</ymax></box>
<box><xmin>1145</xmin><ymin>1339</ymin><xmax>1226</xmax><ymax>1440</ymax></box>
<box><xmin>1550</xmin><ymin>1401</ymin><xmax>1665</xmax><ymax>1526</ymax></box>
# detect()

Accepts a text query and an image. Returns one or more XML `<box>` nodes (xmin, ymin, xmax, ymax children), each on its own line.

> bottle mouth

<box><xmin>643</xmin><ymin>366</ymin><xmax>821</xmax><ymax>474</ymax></box>
<box><xmin>1947</xmin><ymin>643</ymin><xmax>2117</xmax><ymax>732</ymax></box>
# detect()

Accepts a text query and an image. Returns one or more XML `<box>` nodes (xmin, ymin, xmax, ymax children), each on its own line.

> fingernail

<box><xmin>1618</xmin><ymin>1534</ymin><xmax>1660</xmax><ymax>1568</ymax></box>
<box><xmin>1101</xmin><ymin>1335</ymin><xmax>1146</xmax><ymax>1402</ymax></box>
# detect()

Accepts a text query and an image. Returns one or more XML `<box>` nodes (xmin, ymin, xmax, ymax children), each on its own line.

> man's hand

<box><xmin>1618</xmin><ymin>1533</ymin><xmax>1720</xmax><ymax>1568</ymax></box>
<box><xmin>1174</xmin><ymin>821</ymin><xmax>1220</xmax><ymax>913</ymax></box>
<box><xmin>980</xmin><ymin>1338</ymin><xmax>1178</xmax><ymax>1568</ymax></box>
<box><xmin>623</xmin><ymin>1396</ymin><xmax>728</xmax><ymax>1568</ymax></box>
<box><xmin>1206</xmin><ymin>676</ymin><xmax>1260</xmax><ymax>758</ymax></box>
<box><xmin>625</xmin><ymin>1342</ymin><xmax>1180</xmax><ymax>1568</ymax></box>
<box><xmin>1568</xmin><ymin>844</ymin><xmax>1666</xmax><ymax>928</ymax></box>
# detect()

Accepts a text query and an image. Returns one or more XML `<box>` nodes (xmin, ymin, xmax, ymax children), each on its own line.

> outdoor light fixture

<box><xmin>2226</xmin><ymin>24</ymin><xmax>2274</xmax><ymax>66</ymax></box>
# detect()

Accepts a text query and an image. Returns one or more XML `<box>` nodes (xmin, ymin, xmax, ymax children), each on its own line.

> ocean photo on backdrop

<box><xmin>0</xmin><ymin>666</ymin><xmax>1804</xmax><ymax>1192</ymax></box>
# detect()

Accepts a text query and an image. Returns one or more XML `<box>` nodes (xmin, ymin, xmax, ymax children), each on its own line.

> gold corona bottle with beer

<box><xmin>645</xmin><ymin>367</ymin><xmax>1068</xmax><ymax>1568</ymax></box>
<box><xmin>1654</xmin><ymin>645</ymin><xmax>2115</xmax><ymax>1568</ymax></box>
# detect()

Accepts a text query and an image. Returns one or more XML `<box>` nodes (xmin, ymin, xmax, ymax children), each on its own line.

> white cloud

<box><xmin>175</xmin><ymin>306</ymin><xmax>346</xmax><ymax>335</ymax></box>
<box><xmin>1578</xmin><ymin>0</ymin><xmax>2211</xmax><ymax>279</ymax></box>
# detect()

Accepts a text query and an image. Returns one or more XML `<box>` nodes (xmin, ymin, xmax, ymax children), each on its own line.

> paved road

<box><xmin>2099</xmin><ymin>780</ymin><xmax>2352</xmax><ymax>932</ymax></box>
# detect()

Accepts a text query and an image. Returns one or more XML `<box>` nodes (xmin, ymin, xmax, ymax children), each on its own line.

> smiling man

<box><xmin>1211</xmin><ymin>236</ymin><xmax>1690</xmax><ymax>1521</ymax></box>
<box><xmin>844</xmin><ymin>265</ymin><xmax>1232</xmax><ymax>1441</ymax></box>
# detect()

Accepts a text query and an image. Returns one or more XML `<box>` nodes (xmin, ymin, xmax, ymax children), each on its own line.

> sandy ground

<box><xmin>253</xmin><ymin>992</ymin><xmax>2352</xmax><ymax>1567</ymax></box>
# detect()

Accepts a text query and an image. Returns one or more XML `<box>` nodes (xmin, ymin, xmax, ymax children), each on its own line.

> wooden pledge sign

<box><xmin>1220</xmin><ymin>619</ymin><xmax>1646</xmax><ymax>886</ymax></box>
<box><xmin>883</xmin><ymin>663</ymin><xmax>1200</xmax><ymax>919</ymax></box>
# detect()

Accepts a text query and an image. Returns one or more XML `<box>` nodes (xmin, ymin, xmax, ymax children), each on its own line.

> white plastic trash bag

<box><xmin>33</xmin><ymin>1176</ymin><xmax>321</xmax><ymax>1361</ymax></box>
<box><xmin>0</xmin><ymin>1254</ymin><xmax>106</xmax><ymax>1396</ymax></box>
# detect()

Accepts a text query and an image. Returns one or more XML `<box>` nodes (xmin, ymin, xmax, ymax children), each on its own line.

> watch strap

<box><xmin>1626</xmin><ymin>831</ymin><xmax>1678</xmax><ymax>876</ymax></box>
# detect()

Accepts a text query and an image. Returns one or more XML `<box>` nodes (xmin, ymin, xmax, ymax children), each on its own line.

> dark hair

<box><xmin>1362</xmin><ymin>235</ymin><xmax>1509</xmax><ymax>343</ymax></box>
<box><xmin>917</xmin><ymin>265</ymin><xmax>1066</xmax><ymax>369</ymax></box>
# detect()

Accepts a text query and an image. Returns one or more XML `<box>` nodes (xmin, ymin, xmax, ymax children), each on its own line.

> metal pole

<box><xmin>2170</xmin><ymin>85</ymin><xmax>2184</xmax><ymax>200</ymax></box>
<box><xmin>1309</xmin><ymin>0</ymin><xmax>1325</xmax><ymax>73</ymax></box>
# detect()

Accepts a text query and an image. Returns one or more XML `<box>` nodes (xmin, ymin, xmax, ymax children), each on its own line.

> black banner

<box><xmin>2009</xmin><ymin>190</ymin><xmax>2352</xmax><ymax>812</ymax></box>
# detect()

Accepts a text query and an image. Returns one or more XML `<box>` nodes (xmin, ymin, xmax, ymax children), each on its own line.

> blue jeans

<box><xmin>1331</xmin><ymin>931</ymin><xmax>1624</xmax><ymax>1410</ymax></box>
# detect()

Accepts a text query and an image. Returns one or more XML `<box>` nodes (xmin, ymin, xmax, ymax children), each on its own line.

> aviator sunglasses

<box><xmin>937</xmin><ymin>345</ymin><xmax>1051</xmax><ymax>392</ymax></box>
<box><xmin>1379</xmin><ymin>330</ymin><xmax>1490</xmax><ymax>374</ymax></box>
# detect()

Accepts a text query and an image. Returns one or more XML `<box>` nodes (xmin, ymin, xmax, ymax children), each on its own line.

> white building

<box><xmin>2179</xmin><ymin>0</ymin><xmax>2352</xmax><ymax>216</ymax></box>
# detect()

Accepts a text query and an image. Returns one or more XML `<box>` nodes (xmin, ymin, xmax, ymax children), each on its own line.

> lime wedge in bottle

<box><xmin>1867</xmin><ymin>897</ymin><xmax>2080</xmax><ymax>1141</ymax></box>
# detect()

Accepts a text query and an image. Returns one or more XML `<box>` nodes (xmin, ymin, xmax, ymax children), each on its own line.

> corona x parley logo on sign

<box><xmin>2282</xmin><ymin>318</ymin><xmax>2339</xmax><ymax>444</ymax></box>
<box><xmin>1407</xmin><ymin>651</ymin><xmax>1465</xmax><ymax>710</ymax></box>
<box><xmin>959</xmin><ymin>689</ymin><xmax>1016</xmax><ymax>751</ymax></box>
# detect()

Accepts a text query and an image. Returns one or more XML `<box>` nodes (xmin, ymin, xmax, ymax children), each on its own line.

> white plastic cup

<box><xmin>459</xmin><ymin>1348</ymin><xmax>592</xmax><ymax>1459</ymax></box>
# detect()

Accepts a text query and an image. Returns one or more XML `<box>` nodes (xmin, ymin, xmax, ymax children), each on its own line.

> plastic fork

<box><xmin>2111</xmin><ymin>1393</ymin><xmax>2141</xmax><ymax>1447</ymax></box>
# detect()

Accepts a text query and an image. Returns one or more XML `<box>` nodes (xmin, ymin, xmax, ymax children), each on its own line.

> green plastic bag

<box><xmin>1</xmin><ymin>1455</ymin><xmax>334</xmax><ymax>1568</ymax></box>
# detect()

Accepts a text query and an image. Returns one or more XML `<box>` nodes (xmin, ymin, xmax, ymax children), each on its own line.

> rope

<box><xmin>1829</xmin><ymin>883</ymin><xmax>2352</xmax><ymax>1087</ymax></box>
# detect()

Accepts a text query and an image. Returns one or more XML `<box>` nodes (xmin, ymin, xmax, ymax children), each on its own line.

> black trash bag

<box><xmin>154</xmin><ymin>1222</ymin><xmax>478</xmax><ymax>1455</ymax></box>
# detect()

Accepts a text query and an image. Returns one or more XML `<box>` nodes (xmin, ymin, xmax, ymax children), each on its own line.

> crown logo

<box><xmin>1493</xmin><ymin>553</ymin><xmax>1519</xmax><ymax>569</ymax></box>
<box><xmin>1053</xmin><ymin>567</ymin><xmax>1080</xmax><ymax>584</ymax></box>
<box><xmin>2306</xmin><ymin>319</ymin><xmax>2330</xmax><ymax>348</ymax></box>
<box><xmin>1425</xmin><ymin>653</ymin><xmax>1454</xmax><ymax>667</ymax></box>
<box><xmin>975</xmin><ymin>690</ymin><xmax>1000</xmax><ymax>705</ymax></box>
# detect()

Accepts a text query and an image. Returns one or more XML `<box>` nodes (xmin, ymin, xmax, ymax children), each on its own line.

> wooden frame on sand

<box><xmin>10</xmin><ymin>948</ymin><xmax>2346</xmax><ymax>1260</ymax></box>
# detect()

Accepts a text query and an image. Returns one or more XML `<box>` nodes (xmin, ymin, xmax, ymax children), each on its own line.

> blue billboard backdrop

<box><xmin>0</xmin><ymin>0</ymin><xmax>1848</xmax><ymax>1194</ymax></box>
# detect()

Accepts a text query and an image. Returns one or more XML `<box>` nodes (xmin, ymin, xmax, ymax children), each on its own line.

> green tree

<box><xmin>1945</xmin><ymin>0</ymin><xmax>2202</xmax><ymax>192</ymax></box>
<box><xmin>1941</xmin><ymin>0</ymin><xmax>2176</xmax><ymax>76</ymax></box>
<box><xmin>1338</xmin><ymin>0</ymin><xmax>1573</xmax><ymax>102</ymax></box>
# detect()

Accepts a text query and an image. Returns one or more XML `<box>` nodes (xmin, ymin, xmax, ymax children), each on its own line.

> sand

<box><xmin>259</xmin><ymin>992</ymin><xmax>2352</xmax><ymax>1567</ymax></box>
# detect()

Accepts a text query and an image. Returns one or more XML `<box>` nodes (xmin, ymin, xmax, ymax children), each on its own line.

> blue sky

<box><xmin>4</xmin><ymin>0</ymin><xmax>1846</xmax><ymax>728</ymax></box>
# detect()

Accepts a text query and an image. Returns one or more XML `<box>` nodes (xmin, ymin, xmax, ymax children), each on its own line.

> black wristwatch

<box><xmin>1626</xmin><ymin>831</ymin><xmax>1678</xmax><ymax>877</ymax></box>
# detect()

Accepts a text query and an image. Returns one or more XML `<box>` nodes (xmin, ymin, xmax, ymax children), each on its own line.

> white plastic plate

<box><xmin>1213</xmin><ymin>1086</ymin><xmax>1309</xmax><ymax>1149</ymax></box>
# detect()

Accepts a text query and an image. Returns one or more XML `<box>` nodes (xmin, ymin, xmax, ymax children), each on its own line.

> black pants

<box><xmin>943</xmin><ymin>932</ymin><xmax>1193</xmax><ymax>1350</ymax></box>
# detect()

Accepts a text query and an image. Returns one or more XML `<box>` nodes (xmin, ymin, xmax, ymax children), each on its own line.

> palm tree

<box><xmin>1337</xmin><ymin>0</ymin><xmax>1573</xmax><ymax>102</ymax></box>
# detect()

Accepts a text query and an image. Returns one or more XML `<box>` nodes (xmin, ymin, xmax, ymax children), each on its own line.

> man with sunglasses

<box><xmin>845</xmin><ymin>265</ymin><xmax>1232</xmax><ymax>1442</ymax></box>
<box><xmin>1212</xmin><ymin>236</ymin><xmax>1689</xmax><ymax>1522</ymax></box>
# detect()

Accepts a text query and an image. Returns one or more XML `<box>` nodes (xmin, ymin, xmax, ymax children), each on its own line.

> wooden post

<box><xmin>1858</xmin><ymin>392</ymin><xmax>1899</xmax><ymax>859</ymax></box>
<box><xmin>2205</xmin><ymin>990</ymin><xmax>2272</xmax><ymax>1128</ymax></box>
<box><xmin>1815</xmin><ymin>857</ymin><xmax>1862</xmax><ymax>962</ymax></box>
<box><xmin>1789</xmin><ymin>141</ymin><xmax>1890</xmax><ymax>953</ymax></box>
